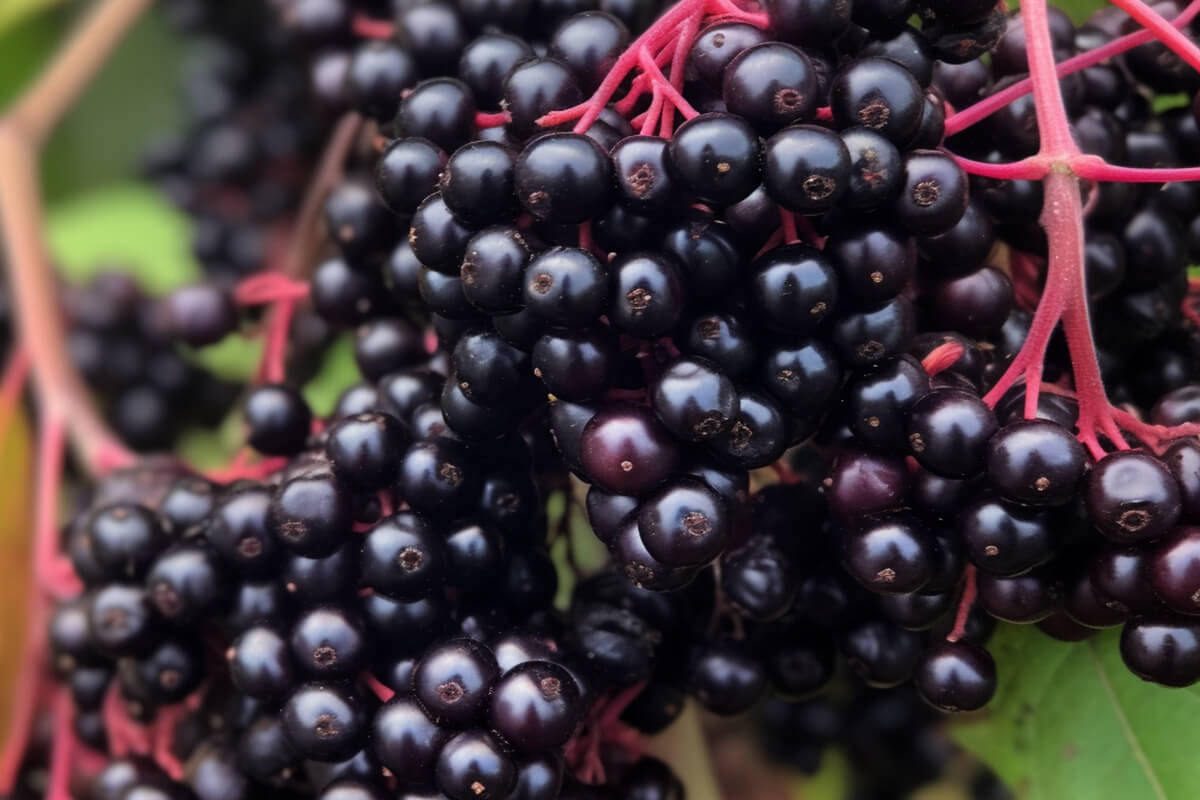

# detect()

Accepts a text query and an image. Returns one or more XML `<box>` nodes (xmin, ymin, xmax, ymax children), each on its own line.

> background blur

<box><xmin>0</xmin><ymin>1</ymin><xmax>1137</xmax><ymax>799</ymax></box>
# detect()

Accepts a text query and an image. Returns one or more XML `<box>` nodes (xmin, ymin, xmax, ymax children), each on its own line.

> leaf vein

<box><xmin>1086</xmin><ymin>638</ymin><xmax>1168</xmax><ymax>800</ymax></box>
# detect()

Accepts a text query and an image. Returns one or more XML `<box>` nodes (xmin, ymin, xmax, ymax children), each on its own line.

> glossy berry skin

<box><xmin>459</xmin><ymin>33</ymin><xmax>535</xmax><ymax>109</ymax></box>
<box><xmin>610</xmin><ymin>518</ymin><xmax>698</xmax><ymax>592</ymax></box>
<box><xmin>960</xmin><ymin>498</ymin><xmax>1055</xmax><ymax>576</ymax></box>
<box><xmin>681</xmin><ymin>312</ymin><xmax>757</xmax><ymax>381</ymax></box>
<box><xmin>227</xmin><ymin>626</ymin><xmax>294</xmax><ymax>699</ymax></box>
<box><xmin>830</xmin><ymin>296</ymin><xmax>916</xmax><ymax>369</ymax></box>
<box><xmin>326</xmin><ymin>412</ymin><xmax>408</xmax><ymax>491</ymax></box>
<box><xmin>396</xmin><ymin>78</ymin><xmax>477</xmax><ymax>153</ymax></box>
<box><xmin>312</xmin><ymin>258</ymin><xmax>386</xmax><ymax>326</ymax></box>
<box><xmin>88</xmin><ymin>504</ymin><xmax>166</xmax><ymax>581</ymax></box>
<box><xmin>398</xmin><ymin>438</ymin><xmax>479</xmax><ymax>519</ymax></box>
<box><xmin>1086</xmin><ymin>451</ymin><xmax>1182</xmax><ymax>543</ymax></box>
<box><xmin>324</xmin><ymin>181</ymin><xmax>394</xmax><ymax>265</ymax></box>
<box><xmin>346</xmin><ymin>42</ymin><xmax>418</xmax><ymax>122</ymax></box>
<box><xmin>611</xmin><ymin>136</ymin><xmax>679</xmax><ymax>211</ymax></box>
<box><xmin>436</xmin><ymin>730</ymin><xmax>517</xmax><ymax>800</ymax></box>
<box><xmin>1147</xmin><ymin>527</ymin><xmax>1200</xmax><ymax>615</ymax></box>
<box><xmin>842</xmin><ymin>516</ymin><xmax>936</xmax><ymax>595</ymax></box>
<box><xmin>831</xmin><ymin>58</ymin><xmax>924</xmax><ymax>145</ymax></box>
<box><xmin>580</xmin><ymin>405</ymin><xmax>680</xmax><ymax>495</ymax></box>
<box><xmin>410</xmin><ymin>193</ymin><xmax>475</xmax><ymax>273</ymax></box>
<box><xmin>439</xmin><ymin>141</ymin><xmax>518</xmax><ymax>225</ymax></box>
<box><xmin>549</xmin><ymin>11</ymin><xmax>631</xmax><ymax>93</ymax></box>
<box><xmin>977</xmin><ymin>571</ymin><xmax>1061</xmax><ymax>623</ymax></box>
<box><xmin>244</xmin><ymin>384</ymin><xmax>311</xmax><ymax>456</ymax></box>
<box><xmin>840</xmin><ymin>620</ymin><xmax>922</xmax><ymax>688</ymax></box>
<box><xmin>688</xmin><ymin>22</ymin><xmax>770</xmax><ymax>87</ymax></box>
<box><xmin>709</xmin><ymin>388</ymin><xmax>788</xmax><ymax>469</ymax></box>
<box><xmin>760</xmin><ymin>338</ymin><xmax>840</xmax><ymax>417</ymax></box>
<box><xmin>395</xmin><ymin>2</ymin><xmax>467</xmax><ymax>75</ymax></box>
<box><xmin>907</xmin><ymin>388</ymin><xmax>998</xmax><ymax>478</ymax></box>
<box><xmin>414</xmin><ymin>638</ymin><xmax>499</xmax><ymax>727</ymax></box>
<box><xmin>461</xmin><ymin>226</ymin><xmax>533</xmax><ymax>314</ymax></box>
<box><xmin>637</xmin><ymin>478</ymin><xmax>731</xmax><ymax>567</ymax></box>
<box><xmin>610</xmin><ymin>252</ymin><xmax>686</xmax><ymax>338</ymax></box>
<box><xmin>282</xmin><ymin>545</ymin><xmax>357</xmax><ymax>606</ymax></box>
<box><xmin>893</xmin><ymin>150</ymin><xmax>969</xmax><ymax>235</ymax></box>
<box><xmin>372</xmin><ymin>697</ymin><xmax>449</xmax><ymax>786</ymax></box>
<box><xmin>838</xmin><ymin>128</ymin><xmax>904</xmax><ymax>211</ymax></box>
<box><xmin>290</xmin><ymin>607</ymin><xmax>366</xmax><ymax>679</ymax></box>
<box><xmin>930</xmin><ymin>266</ymin><xmax>1014</xmax><ymax>339</ymax></box>
<box><xmin>985</xmin><ymin>420</ymin><xmax>1087</xmax><ymax>507</ymax></box>
<box><xmin>689</xmin><ymin>642</ymin><xmax>767</xmax><ymax>715</ymax></box>
<box><xmin>533</xmin><ymin>330</ymin><xmax>616</xmax><ymax>401</ymax></box>
<box><xmin>282</xmin><ymin>683</ymin><xmax>368</xmax><ymax>762</ymax></box>
<box><xmin>844</xmin><ymin>355</ymin><xmax>929</xmax><ymax>452</ymax></box>
<box><xmin>1165</xmin><ymin>439</ymin><xmax>1200</xmax><ymax>522</ymax></box>
<box><xmin>650</xmin><ymin>357</ymin><xmax>738</xmax><ymax>442</ymax></box>
<box><xmin>827</xmin><ymin>450</ymin><xmax>909</xmax><ymax>522</ymax></box>
<box><xmin>269</xmin><ymin>475</ymin><xmax>352</xmax><ymax>558</ymax></box>
<box><xmin>523</xmin><ymin>247</ymin><xmax>609</xmax><ymax>328</ymax></box>
<box><xmin>376</xmin><ymin>138</ymin><xmax>447</xmax><ymax>215</ymax></box>
<box><xmin>162</xmin><ymin>285</ymin><xmax>237</xmax><ymax>347</ymax></box>
<box><xmin>667</xmin><ymin>113</ymin><xmax>763</xmax><ymax>207</ymax></box>
<box><xmin>515</xmin><ymin>134</ymin><xmax>612</xmax><ymax>224</ymax></box>
<box><xmin>915</xmin><ymin>640</ymin><xmax>996</xmax><ymax>712</ymax></box>
<box><xmin>205</xmin><ymin>487</ymin><xmax>280</xmax><ymax>579</ymax></box>
<box><xmin>489</xmin><ymin>660</ymin><xmax>582</xmax><ymax>752</ymax></box>
<box><xmin>361</xmin><ymin>513</ymin><xmax>445</xmax><ymax>601</ymax></box>
<box><xmin>503</xmin><ymin>58</ymin><xmax>584</xmax><ymax>140</ymax></box>
<box><xmin>722</xmin><ymin>42</ymin><xmax>818</xmax><ymax>133</ymax></box>
<box><xmin>763</xmin><ymin>125</ymin><xmax>851</xmax><ymax>214</ymax></box>
<box><xmin>764</xmin><ymin>0</ymin><xmax>853</xmax><ymax>48</ymax></box>
<box><xmin>750</xmin><ymin>244</ymin><xmax>838</xmax><ymax>334</ymax></box>
<box><xmin>1120</xmin><ymin>618</ymin><xmax>1200</xmax><ymax>687</ymax></box>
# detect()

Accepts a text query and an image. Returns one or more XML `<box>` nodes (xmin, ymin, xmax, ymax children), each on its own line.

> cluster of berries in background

<box><xmin>9</xmin><ymin>0</ymin><xmax>1200</xmax><ymax>798</ymax></box>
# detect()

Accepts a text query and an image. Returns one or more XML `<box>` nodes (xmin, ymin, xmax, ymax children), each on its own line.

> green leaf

<box><xmin>302</xmin><ymin>334</ymin><xmax>360</xmax><ymax>417</ymax></box>
<box><xmin>47</xmin><ymin>183</ymin><xmax>198</xmax><ymax>292</ymax></box>
<box><xmin>950</xmin><ymin>624</ymin><xmax>1200</xmax><ymax>800</ymax></box>
<box><xmin>0</xmin><ymin>0</ymin><xmax>63</xmax><ymax>38</ymax></box>
<box><xmin>790</xmin><ymin>748</ymin><xmax>851</xmax><ymax>800</ymax></box>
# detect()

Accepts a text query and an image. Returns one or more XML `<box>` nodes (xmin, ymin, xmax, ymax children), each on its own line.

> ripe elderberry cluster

<box><xmin>18</xmin><ymin>0</ymin><xmax>1200</xmax><ymax>798</ymax></box>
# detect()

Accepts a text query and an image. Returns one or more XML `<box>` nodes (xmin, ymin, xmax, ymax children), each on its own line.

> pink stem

<box><xmin>703</xmin><ymin>0</ymin><xmax>769</xmax><ymax>26</ymax></box>
<box><xmin>1108</xmin><ymin>0</ymin><xmax>1200</xmax><ymax>73</ymax></box>
<box><xmin>256</xmin><ymin>297</ymin><xmax>297</xmax><ymax>385</ymax></box>
<box><xmin>538</xmin><ymin>0</ymin><xmax>707</xmax><ymax>131</ymax></box>
<box><xmin>946</xmin><ymin>565</ymin><xmax>978</xmax><ymax>643</ymax></box>
<box><xmin>635</xmin><ymin>47</ymin><xmax>700</xmax><ymax>125</ymax></box>
<box><xmin>921</xmin><ymin>341</ymin><xmax>966</xmax><ymax>376</ymax></box>
<box><xmin>474</xmin><ymin>111</ymin><xmax>511</xmax><ymax>128</ymax></box>
<box><xmin>1072</xmin><ymin>157</ymin><xmax>1200</xmax><ymax>183</ymax></box>
<box><xmin>946</xmin><ymin>0</ymin><xmax>1200</xmax><ymax>135</ymax></box>
<box><xmin>363</xmin><ymin>672</ymin><xmax>396</xmax><ymax>703</ymax></box>
<box><xmin>951</xmin><ymin>154</ymin><xmax>1047</xmax><ymax>181</ymax></box>
<box><xmin>235</xmin><ymin>273</ymin><xmax>310</xmax><ymax>306</ymax></box>
<box><xmin>34</xmin><ymin>416</ymin><xmax>78</xmax><ymax>598</ymax></box>
<box><xmin>0</xmin><ymin>348</ymin><xmax>30</xmax><ymax>436</ymax></box>
<box><xmin>779</xmin><ymin>209</ymin><xmax>799</xmax><ymax>244</ymax></box>
<box><xmin>351</xmin><ymin>14</ymin><xmax>395</xmax><ymax>39</ymax></box>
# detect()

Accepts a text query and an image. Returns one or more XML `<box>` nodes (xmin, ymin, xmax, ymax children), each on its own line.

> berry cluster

<box><xmin>10</xmin><ymin>0</ymin><xmax>1200</xmax><ymax>798</ymax></box>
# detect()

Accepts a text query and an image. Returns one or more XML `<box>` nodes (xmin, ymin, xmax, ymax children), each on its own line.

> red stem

<box><xmin>1108</xmin><ymin>0</ymin><xmax>1200</xmax><ymax>73</ymax></box>
<box><xmin>921</xmin><ymin>341</ymin><xmax>965</xmax><ymax>376</ymax></box>
<box><xmin>475</xmin><ymin>111</ymin><xmax>511</xmax><ymax>128</ymax></box>
<box><xmin>952</xmin><ymin>155</ymin><xmax>1047</xmax><ymax>181</ymax></box>
<box><xmin>946</xmin><ymin>565</ymin><xmax>978</xmax><ymax>643</ymax></box>
<box><xmin>945</xmin><ymin>0</ymin><xmax>1200</xmax><ymax>135</ymax></box>
<box><xmin>351</xmin><ymin>14</ymin><xmax>395</xmax><ymax>40</ymax></box>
